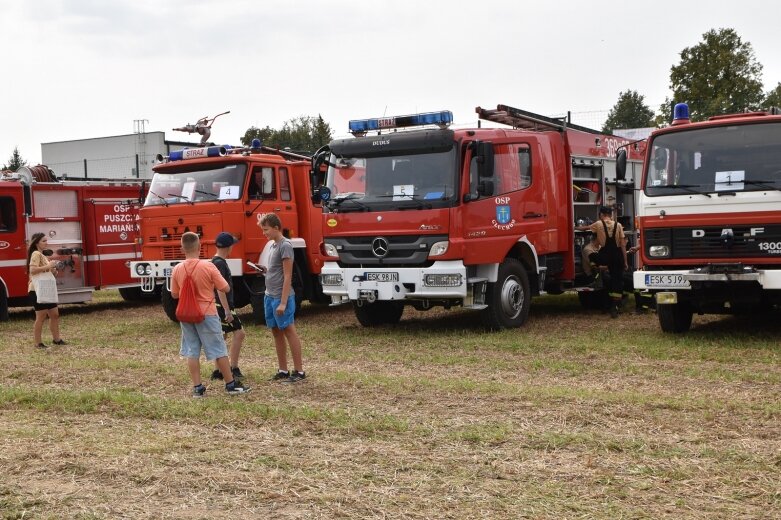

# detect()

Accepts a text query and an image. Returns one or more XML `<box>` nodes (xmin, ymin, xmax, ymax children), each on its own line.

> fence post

<box><xmin>83</xmin><ymin>158</ymin><xmax>88</xmax><ymax>179</ymax></box>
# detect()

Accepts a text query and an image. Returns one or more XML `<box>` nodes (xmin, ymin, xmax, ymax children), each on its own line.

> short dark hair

<box><xmin>261</xmin><ymin>213</ymin><xmax>282</xmax><ymax>229</ymax></box>
<box><xmin>181</xmin><ymin>231</ymin><xmax>200</xmax><ymax>253</ymax></box>
<box><xmin>599</xmin><ymin>205</ymin><xmax>613</xmax><ymax>216</ymax></box>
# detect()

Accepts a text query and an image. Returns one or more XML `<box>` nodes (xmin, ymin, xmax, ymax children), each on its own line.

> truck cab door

<box><xmin>0</xmin><ymin>186</ymin><xmax>26</xmax><ymax>301</ymax></box>
<box><xmin>461</xmin><ymin>139</ymin><xmax>550</xmax><ymax>263</ymax></box>
<box><xmin>246</xmin><ymin>166</ymin><xmax>299</xmax><ymax>261</ymax></box>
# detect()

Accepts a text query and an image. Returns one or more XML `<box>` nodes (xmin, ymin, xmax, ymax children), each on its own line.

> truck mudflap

<box><xmin>320</xmin><ymin>260</ymin><xmax>468</xmax><ymax>302</ymax></box>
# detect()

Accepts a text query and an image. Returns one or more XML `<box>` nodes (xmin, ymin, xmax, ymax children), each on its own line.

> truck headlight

<box><xmin>320</xmin><ymin>273</ymin><xmax>343</xmax><ymax>286</ymax></box>
<box><xmin>649</xmin><ymin>245</ymin><xmax>670</xmax><ymax>257</ymax></box>
<box><xmin>144</xmin><ymin>264</ymin><xmax>153</xmax><ymax>275</ymax></box>
<box><xmin>135</xmin><ymin>263</ymin><xmax>148</xmax><ymax>276</ymax></box>
<box><xmin>429</xmin><ymin>241</ymin><xmax>449</xmax><ymax>257</ymax></box>
<box><xmin>424</xmin><ymin>273</ymin><xmax>462</xmax><ymax>287</ymax></box>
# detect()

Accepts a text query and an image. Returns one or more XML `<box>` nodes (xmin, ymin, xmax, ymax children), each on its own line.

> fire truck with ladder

<box><xmin>314</xmin><ymin>105</ymin><xmax>644</xmax><ymax>329</ymax></box>
<box><xmin>620</xmin><ymin>103</ymin><xmax>781</xmax><ymax>333</ymax></box>
<box><xmin>0</xmin><ymin>165</ymin><xmax>147</xmax><ymax>321</ymax></box>
<box><xmin>129</xmin><ymin>138</ymin><xmax>329</xmax><ymax>322</ymax></box>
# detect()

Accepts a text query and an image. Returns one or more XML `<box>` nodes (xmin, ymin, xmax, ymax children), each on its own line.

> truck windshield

<box><xmin>324</xmin><ymin>149</ymin><xmax>457</xmax><ymax>212</ymax></box>
<box><xmin>144</xmin><ymin>163</ymin><xmax>247</xmax><ymax>206</ymax></box>
<box><xmin>644</xmin><ymin>121</ymin><xmax>781</xmax><ymax>196</ymax></box>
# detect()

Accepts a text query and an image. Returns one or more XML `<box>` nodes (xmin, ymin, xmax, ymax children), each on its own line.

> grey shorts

<box><xmin>179</xmin><ymin>315</ymin><xmax>228</xmax><ymax>361</ymax></box>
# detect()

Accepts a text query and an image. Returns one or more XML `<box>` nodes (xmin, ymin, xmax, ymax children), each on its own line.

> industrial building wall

<box><xmin>42</xmin><ymin>133</ymin><xmax>167</xmax><ymax>180</ymax></box>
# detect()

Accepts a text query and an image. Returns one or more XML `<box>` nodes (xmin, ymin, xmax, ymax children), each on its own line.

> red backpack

<box><xmin>176</xmin><ymin>261</ymin><xmax>206</xmax><ymax>323</ymax></box>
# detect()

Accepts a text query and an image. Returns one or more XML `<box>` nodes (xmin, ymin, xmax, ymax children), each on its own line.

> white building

<box><xmin>41</xmin><ymin>131</ymin><xmax>199</xmax><ymax>180</ymax></box>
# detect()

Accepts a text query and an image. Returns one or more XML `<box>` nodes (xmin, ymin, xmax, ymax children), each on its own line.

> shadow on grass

<box><xmin>6</xmin><ymin>299</ymin><xmax>157</xmax><ymax>323</ymax></box>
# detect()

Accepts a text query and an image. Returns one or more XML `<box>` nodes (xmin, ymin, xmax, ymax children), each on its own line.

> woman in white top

<box><xmin>26</xmin><ymin>233</ymin><xmax>65</xmax><ymax>349</ymax></box>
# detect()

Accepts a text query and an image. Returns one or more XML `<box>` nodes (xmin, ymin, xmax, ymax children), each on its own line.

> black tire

<box><xmin>119</xmin><ymin>286</ymin><xmax>160</xmax><ymax>302</ymax></box>
<box><xmin>353</xmin><ymin>301</ymin><xmax>404</xmax><ymax>327</ymax></box>
<box><xmin>480</xmin><ymin>258</ymin><xmax>531</xmax><ymax>330</ymax></box>
<box><xmin>249</xmin><ymin>276</ymin><xmax>266</xmax><ymax>326</ymax></box>
<box><xmin>161</xmin><ymin>285</ymin><xmax>179</xmax><ymax>322</ymax></box>
<box><xmin>0</xmin><ymin>285</ymin><xmax>9</xmax><ymax>322</ymax></box>
<box><xmin>658</xmin><ymin>301</ymin><xmax>693</xmax><ymax>333</ymax></box>
<box><xmin>577</xmin><ymin>289</ymin><xmax>610</xmax><ymax>310</ymax></box>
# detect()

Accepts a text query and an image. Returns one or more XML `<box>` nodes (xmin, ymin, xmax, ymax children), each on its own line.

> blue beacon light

<box><xmin>349</xmin><ymin>110</ymin><xmax>453</xmax><ymax>134</ymax></box>
<box><xmin>671</xmin><ymin>103</ymin><xmax>690</xmax><ymax>126</ymax></box>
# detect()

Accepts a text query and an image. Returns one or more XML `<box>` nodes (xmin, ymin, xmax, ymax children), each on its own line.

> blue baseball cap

<box><xmin>215</xmin><ymin>232</ymin><xmax>238</xmax><ymax>247</ymax></box>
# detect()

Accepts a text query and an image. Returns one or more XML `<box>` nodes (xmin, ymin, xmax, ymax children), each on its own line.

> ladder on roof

<box><xmin>476</xmin><ymin>104</ymin><xmax>602</xmax><ymax>135</ymax></box>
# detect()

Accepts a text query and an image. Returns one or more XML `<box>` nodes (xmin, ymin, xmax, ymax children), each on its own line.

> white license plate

<box><xmin>645</xmin><ymin>274</ymin><xmax>689</xmax><ymax>288</ymax></box>
<box><xmin>365</xmin><ymin>272</ymin><xmax>399</xmax><ymax>282</ymax></box>
<box><xmin>163</xmin><ymin>267</ymin><xmax>172</xmax><ymax>277</ymax></box>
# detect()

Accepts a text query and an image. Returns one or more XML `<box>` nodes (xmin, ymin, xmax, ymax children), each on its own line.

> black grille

<box><xmin>327</xmin><ymin>234</ymin><xmax>448</xmax><ymax>266</ymax></box>
<box><xmin>648</xmin><ymin>225</ymin><xmax>781</xmax><ymax>259</ymax></box>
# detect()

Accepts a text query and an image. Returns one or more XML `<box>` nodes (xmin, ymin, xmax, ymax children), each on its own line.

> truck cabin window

<box><xmin>645</xmin><ymin>122</ymin><xmax>781</xmax><ymax>196</ymax></box>
<box><xmin>145</xmin><ymin>164</ymin><xmax>247</xmax><ymax>206</ymax></box>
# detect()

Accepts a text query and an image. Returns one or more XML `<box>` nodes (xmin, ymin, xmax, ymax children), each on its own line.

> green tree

<box><xmin>2</xmin><ymin>146</ymin><xmax>27</xmax><ymax>171</ymax></box>
<box><xmin>762</xmin><ymin>82</ymin><xmax>781</xmax><ymax>110</ymax></box>
<box><xmin>668</xmin><ymin>28</ymin><xmax>764</xmax><ymax>122</ymax></box>
<box><xmin>601</xmin><ymin>90</ymin><xmax>654</xmax><ymax>133</ymax></box>
<box><xmin>240</xmin><ymin>115</ymin><xmax>333</xmax><ymax>154</ymax></box>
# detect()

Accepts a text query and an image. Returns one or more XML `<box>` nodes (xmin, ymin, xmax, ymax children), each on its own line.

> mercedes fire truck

<box><xmin>315</xmin><ymin>105</ymin><xmax>643</xmax><ymax>329</ymax></box>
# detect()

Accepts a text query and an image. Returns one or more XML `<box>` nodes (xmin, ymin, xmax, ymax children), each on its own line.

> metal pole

<box><xmin>135</xmin><ymin>154</ymin><xmax>140</xmax><ymax>178</ymax></box>
<box><xmin>84</xmin><ymin>158</ymin><xmax>88</xmax><ymax>179</ymax></box>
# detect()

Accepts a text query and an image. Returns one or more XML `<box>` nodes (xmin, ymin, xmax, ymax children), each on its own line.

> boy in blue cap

<box><xmin>210</xmin><ymin>231</ymin><xmax>247</xmax><ymax>381</ymax></box>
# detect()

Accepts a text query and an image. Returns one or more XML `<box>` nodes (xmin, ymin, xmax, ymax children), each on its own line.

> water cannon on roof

<box><xmin>173</xmin><ymin>111</ymin><xmax>230</xmax><ymax>145</ymax></box>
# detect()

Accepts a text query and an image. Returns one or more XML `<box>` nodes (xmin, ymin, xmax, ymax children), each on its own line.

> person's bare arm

<box><xmin>277</xmin><ymin>257</ymin><xmax>293</xmax><ymax>315</ymax></box>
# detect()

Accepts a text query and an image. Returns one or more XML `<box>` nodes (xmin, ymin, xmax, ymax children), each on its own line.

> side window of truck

<box><xmin>249</xmin><ymin>167</ymin><xmax>276</xmax><ymax>199</ymax></box>
<box><xmin>0</xmin><ymin>197</ymin><xmax>16</xmax><ymax>232</ymax></box>
<box><xmin>279</xmin><ymin>167</ymin><xmax>291</xmax><ymax>201</ymax></box>
<box><xmin>494</xmin><ymin>143</ymin><xmax>532</xmax><ymax>194</ymax></box>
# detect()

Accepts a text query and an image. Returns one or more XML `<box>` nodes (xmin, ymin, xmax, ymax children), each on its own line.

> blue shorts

<box><xmin>264</xmin><ymin>294</ymin><xmax>296</xmax><ymax>330</ymax></box>
<box><xmin>179</xmin><ymin>315</ymin><xmax>229</xmax><ymax>361</ymax></box>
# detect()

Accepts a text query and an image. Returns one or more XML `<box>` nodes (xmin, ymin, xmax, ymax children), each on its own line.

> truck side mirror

<box><xmin>477</xmin><ymin>179</ymin><xmax>494</xmax><ymax>197</ymax></box>
<box><xmin>476</xmin><ymin>141</ymin><xmax>494</xmax><ymax>178</ymax></box>
<box><xmin>616</xmin><ymin>149</ymin><xmax>627</xmax><ymax>181</ymax></box>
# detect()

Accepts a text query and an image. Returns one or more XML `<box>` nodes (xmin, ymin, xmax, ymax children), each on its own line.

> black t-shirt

<box><xmin>211</xmin><ymin>256</ymin><xmax>234</xmax><ymax>308</ymax></box>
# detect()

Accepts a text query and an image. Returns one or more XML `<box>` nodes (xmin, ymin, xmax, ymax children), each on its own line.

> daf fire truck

<box><xmin>623</xmin><ymin>103</ymin><xmax>781</xmax><ymax>333</ymax></box>
<box><xmin>0</xmin><ymin>165</ymin><xmax>147</xmax><ymax>321</ymax></box>
<box><xmin>316</xmin><ymin>105</ymin><xmax>644</xmax><ymax>329</ymax></box>
<box><xmin>129</xmin><ymin>141</ymin><xmax>328</xmax><ymax>322</ymax></box>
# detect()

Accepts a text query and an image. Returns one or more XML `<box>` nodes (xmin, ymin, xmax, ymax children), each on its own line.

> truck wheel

<box><xmin>658</xmin><ymin>302</ymin><xmax>692</xmax><ymax>333</ymax></box>
<box><xmin>119</xmin><ymin>287</ymin><xmax>143</xmax><ymax>301</ymax></box>
<box><xmin>0</xmin><ymin>285</ymin><xmax>8</xmax><ymax>322</ymax></box>
<box><xmin>161</xmin><ymin>286</ymin><xmax>179</xmax><ymax>323</ymax></box>
<box><xmin>353</xmin><ymin>301</ymin><xmax>403</xmax><ymax>327</ymax></box>
<box><xmin>481</xmin><ymin>258</ymin><xmax>531</xmax><ymax>330</ymax></box>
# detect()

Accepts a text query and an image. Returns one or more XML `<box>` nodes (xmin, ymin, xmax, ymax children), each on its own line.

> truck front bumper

<box><xmin>320</xmin><ymin>260</ymin><xmax>468</xmax><ymax>303</ymax></box>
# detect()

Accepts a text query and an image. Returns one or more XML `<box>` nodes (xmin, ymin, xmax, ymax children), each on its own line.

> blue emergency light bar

<box><xmin>168</xmin><ymin>146</ymin><xmax>227</xmax><ymax>162</ymax></box>
<box><xmin>348</xmin><ymin>110</ymin><xmax>453</xmax><ymax>135</ymax></box>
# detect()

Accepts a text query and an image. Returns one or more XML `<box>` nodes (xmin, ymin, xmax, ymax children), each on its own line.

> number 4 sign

<box><xmin>219</xmin><ymin>185</ymin><xmax>240</xmax><ymax>200</ymax></box>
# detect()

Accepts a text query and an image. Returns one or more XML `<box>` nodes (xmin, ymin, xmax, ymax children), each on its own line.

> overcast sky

<box><xmin>2</xmin><ymin>0</ymin><xmax>780</xmax><ymax>165</ymax></box>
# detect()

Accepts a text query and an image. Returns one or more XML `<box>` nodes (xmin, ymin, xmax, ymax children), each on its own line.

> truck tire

<box><xmin>353</xmin><ymin>301</ymin><xmax>404</xmax><ymax>327</ymax></box>
<box><xmin>0</xmin><ymin>285</ymin><xmax>8</xmax><ymax>322</ymax></box>
<box><xmin>161</xmin><ymin>286</ymin><xmax>179</xmax><ymax>323</ymax></box>
<box><xmin>481</xmin><ymin>258</ymin><xmax>531</xmax><ymax>330</ymax></box>
<box><xmin>657</xmin><ymin>301</ymin><xmax>692</xmax><ymax>333</ymax></box>
<box><xmin>249</xmin><ymin>277</ymin><xmax>266</xmax><ymax>326</ymax></box>
<box><xmin>577</xmin><ymin>290</ymin><xmax>609</xmax><ymax>310</ymax></box>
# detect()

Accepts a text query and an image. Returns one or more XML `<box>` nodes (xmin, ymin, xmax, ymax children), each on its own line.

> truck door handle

<box><xmin>523</xmin><ymin>212</ymin><xmax>544</xmax><ymax>219</ymax></box>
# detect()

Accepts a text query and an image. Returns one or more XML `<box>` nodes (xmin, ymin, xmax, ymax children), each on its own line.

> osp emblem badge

<box><xmin>495</xmin><ymin>205</ymin><xmax>511</xmax><ymax>225</ymax></box>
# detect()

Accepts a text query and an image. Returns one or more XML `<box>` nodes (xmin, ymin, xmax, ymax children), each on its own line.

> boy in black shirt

<box><xmin>210</xmin><ymin>232</ymin><xmax>247</xmax><ymax>380</ymax></box>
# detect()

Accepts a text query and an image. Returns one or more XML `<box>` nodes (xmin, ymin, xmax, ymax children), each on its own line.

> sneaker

<box><xmin>226</xmin><ymin>380</ymin><xmax>250</xmax><ymax>395</ymax></box>
<box><xmin>271</xmin><ymin>370</ymin><xmax>290</xmax><ymax>381</ymax></box>
<box><xmin>231</xmin><ymin>366</ymin><xmax>244</xmax><ymax>380</ymax></box>
<box><xmin>210</xmin><ymin>369</ymin><xmax>223</xmax><ymax>381</ymax></box>
<box><xmin>36</xmin><ymin>343</ymin><xmax>48</xmax><ymax>349</ymax></box>
<box><xmin>192</xmin><ymin>384</ymin><xmax>206</xmax><ymax>398</ymax></box>
<box><xmin>283</xmin><ymin>371</ymin><xmax>306</xmax><ymax>383</ymax></box>
<box><xmin>52</xmin><ymin>339</ymin><xmax>66</xmax><ymax>345</ymax></box>
<box><xmin>609</xmin><ymin>305</ymin><xmax>619</xmax><ymax>319</ymax></box>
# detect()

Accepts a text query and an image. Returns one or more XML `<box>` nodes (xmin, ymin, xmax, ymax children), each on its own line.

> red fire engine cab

<box><xmin>315</xmin><ymin>105</ymin><xmax>644</xmax><ymax>329</ymax></box>
<box><xmin>620</xmin><ymin>103</ymin><xmax>781</xmax><ymax>333</ymax></box>
<box><xmin>0</xmin><ymin>165</ymin><xmax>146</xmax><ymax>321</ymax></box>
<box><xmin>129</xmin><ymin>141</ymin><xmax>328</xmax><ymax>322</ymax></box>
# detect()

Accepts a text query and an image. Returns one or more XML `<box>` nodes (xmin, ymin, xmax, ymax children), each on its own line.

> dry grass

<box><xmin>1</xmin><ymin>292</ymin><xmax>779</xmax><ymax>519</ymax></box>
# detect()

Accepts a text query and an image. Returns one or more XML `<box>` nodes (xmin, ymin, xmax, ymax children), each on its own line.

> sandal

<box><xmin>53</xmin><ymin>339</ymin><xmax>67</xmax><ymax>345</ymax></box>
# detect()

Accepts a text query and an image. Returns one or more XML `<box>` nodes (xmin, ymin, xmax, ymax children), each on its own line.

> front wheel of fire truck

<box><xmin>353</xmin><ymin>301</ymin><xmax>404</xmax><ymax>327</ymax></box>
<box><xmin>161</xmin><ymin>285</ymin><xmax>179</xmax><ymax>323</ymax></box>
<box><xmin>657</xmin><ymin>301</ymin><xmax>693</xmax><ymax>333</ymax></box>
<box><xmin>481</xmin><ymin>258</ymin><xmax>531</xmax><ymax>330</ymax></box>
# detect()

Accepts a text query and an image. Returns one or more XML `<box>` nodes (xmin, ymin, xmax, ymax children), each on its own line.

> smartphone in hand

<box><xmin>247</xmin><ymin>261</ymin><xmax>266</xmax><ymax>274</ymax></box>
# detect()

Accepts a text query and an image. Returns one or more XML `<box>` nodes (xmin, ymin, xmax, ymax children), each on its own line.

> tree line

<box><xmin>603</xmin><ymin>27</ymin><xmax>781</xmax><ymax>133</ymax></box>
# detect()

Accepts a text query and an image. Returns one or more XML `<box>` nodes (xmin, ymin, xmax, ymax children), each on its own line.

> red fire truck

<box><xmin>621</xmin><ymin>103</ymin><xmax>781</xmax><ymax>333</ymax></box>
<box><xmin>129</xmin><ymin>141</ymin><xmax>328</xmax><ymax>322</ymax></box>
<box><xmin>0</xmin><ymin>165</ymin><xmax>147</xmax><ymax>321</ymax></box>
<box><xmin>315</xmin><ymin>105</ymin><xmax>644</xmax><ymax>329</ymax></box>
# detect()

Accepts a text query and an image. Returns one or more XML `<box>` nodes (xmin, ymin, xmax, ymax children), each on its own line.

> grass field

<box><xmin>1</xmin><ymin>292</ymin><xmax>779</xmax><ymax>519</ymax></box>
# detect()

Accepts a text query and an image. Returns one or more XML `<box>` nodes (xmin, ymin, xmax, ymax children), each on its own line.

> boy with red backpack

<box><xmin>171</xmin><ymin>232</ymin><xmax>250</xmax><ymax>397</ymax></box>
